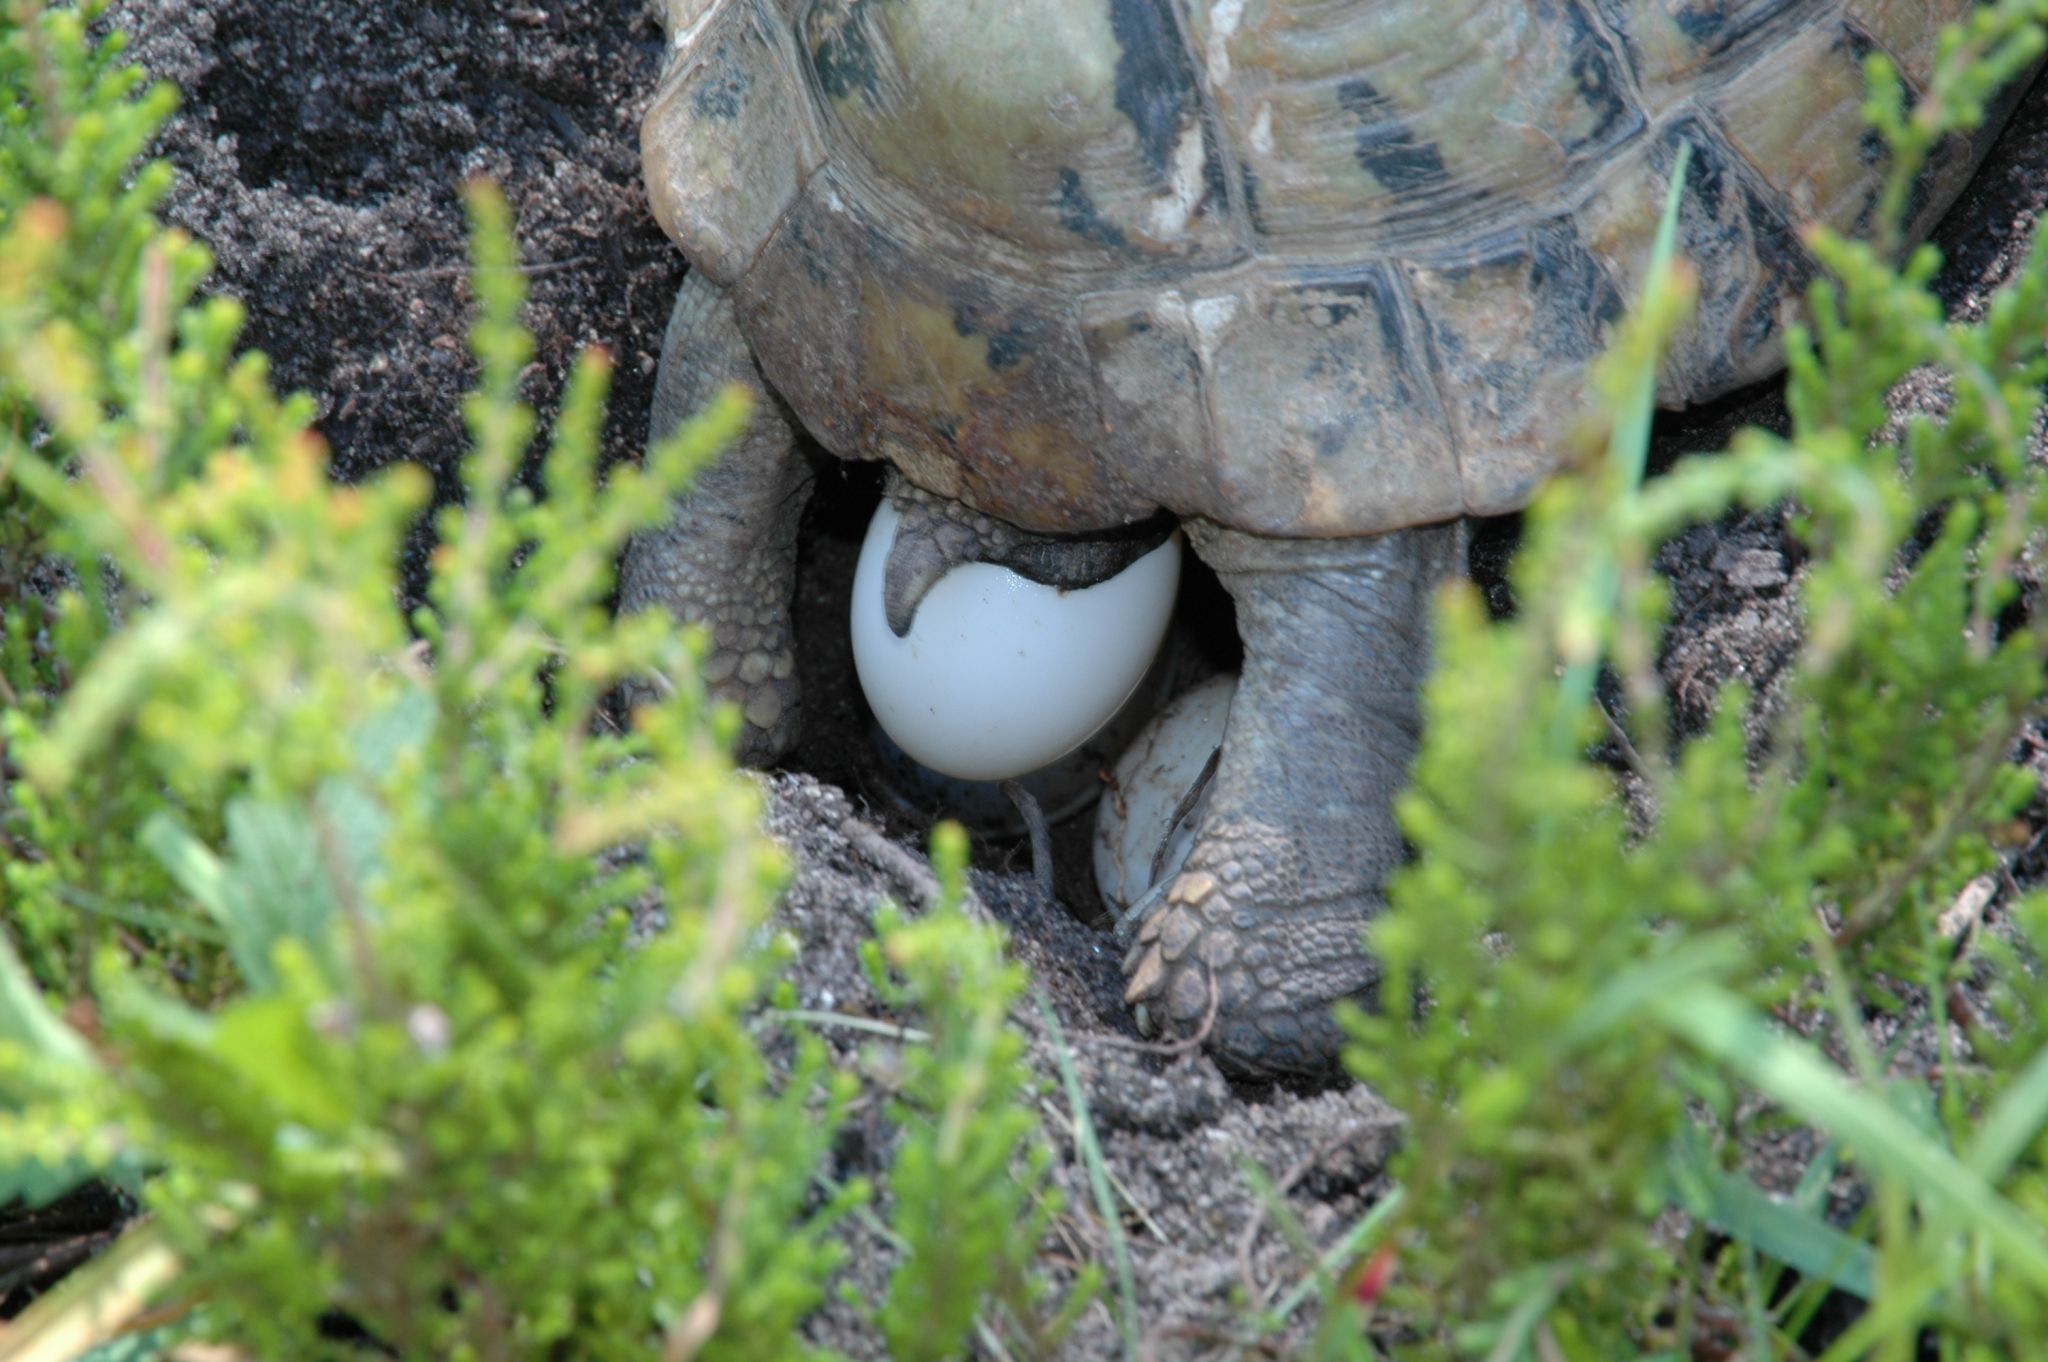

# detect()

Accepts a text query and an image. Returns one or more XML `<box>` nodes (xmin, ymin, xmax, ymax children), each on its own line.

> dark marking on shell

<box><xmin>1672</xmin><ymin>1</ymin><xmax>1730</xmax><ymax>44</ymax></box>
<box><xmin>985</xmin><ymin>329</ymin><xmax>1031</xmax><ymax>370</ymax></box>
<box><xmin>950</xmin><ymin>288</ymin><xmax>1042</xmax><ymax>372</ymax></box>
<box><xmin>1299</xmin><ymin>273</ymin><xmax>1417</xmax><ymax>407</ymax></box>
<box><xmin>1603</xmin><ymin>0</ymin><xmax>1801</xmax><ymax>66</ymax></box>
<box><xmin>1669</xmin><ymin>116</ymin><xmax>1726</xmax><ymax>218</ymax></box>
<box><xmin>1237</xmin><ymin>159</ymin><xmax>1265</xmax><ymax>228</ymax></box>
<box><xmin>1201</xmin><ymin>130</ymin><xmax>1232</xmax><ymax>215</ymax></box>
<box><xmin>1647</xmin><ymin>115</ymin><xmax>1815</xmax><ymax>393</ymax></box>
<box><xmin>1901</xmin><ymin>131</ymin><xmax>1968</xmax><ymax>238</ymax></box>
<box><xmin>1668</xmin><ymin>0</ymin><xmax>1802</xmax><ymax>52</ymax></box>
<box><xmin>1108</xmin><ymin>0</ymin><xmax>1200</xmax><ymax>175</ymax></box>
<box><xmin>1833</xmin><ymin>18</ymin><xmax>1877</xmax><ymax>63</ymax></box>
<box><xmin>1334</xmin><ymin>78</ymin><xmax>1448</xmax><ymax>194</ymax></box>
<box><xmin>1735</xmin><ymin>183</ymin><xmax>1811</xmax><ymax>352</ymax></box>
<box><xmin>810</xmin><ymin>3</ymin><xmax>882</xmax><ymax>103</ymax></box>
<box><xmin>689</xmin><ymin>40</ymin><xmax>752</xmax><ymax>120</ymax></box>
<box><xmin>785</xmin><ymin>210</ymin><xmax>834</xmax><ymax>289</ymax></box>
<box><xmin>1528</xmin><ymin>220</ymin><xmax>1627</xmax><ymax>332</ymax></box>
<box><xmin>1558</xmin><ymin>0</ymin><xmax>1634</xmax><ymax>152</ymax></box>
<box><xmin>1837</xmin><ymin>24</ymin><xmax>1891</xmax><ymax>175</ymax></box>
<box><xmin>1055</xmin><ymin>168</ymin><xmax>1131</xmax><ymax>249</ymax></box>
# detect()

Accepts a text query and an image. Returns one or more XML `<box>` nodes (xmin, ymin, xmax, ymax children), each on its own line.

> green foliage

<box><xmin>865</xmin><ymin>825</ymin><xmax>1092</xmax><ymax>1362</ymax></box>
<box><xmin>0</xmin><ymin>0</ymin><xmax>227</xmax><ymax>997</ymax></box>
<box><xmin>1347</xmin><ymin>3</ymin><xmax>2048</xmax><ymax>1357</ymax></box>
<box><xmin>17</xmin><ymin>1</ymin><xmax>2048</xmax><ymax>1358</ymax></box>
<box><xmin>0</xmin><ymin>5</ymin><xmax>1065</xmax><ymax>1358</ymax></box>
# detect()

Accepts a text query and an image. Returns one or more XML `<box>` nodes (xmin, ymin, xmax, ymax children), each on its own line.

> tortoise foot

<box><xmin>1120</xmin><ymin>819</ymin><xmax>1376</xmax><ymax>1076</ymax></box>
<box><xmin>1112</xmin><ymin>520</ymin><xmax>1462</xmax><ymax>1078</ymax></box>
<box><xmin>699</xmin><ymin>620</ymin><xmax>801</xmax><ymax>767</ymax></box>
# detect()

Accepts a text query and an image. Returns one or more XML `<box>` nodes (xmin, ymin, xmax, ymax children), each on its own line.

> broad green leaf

<box><xmin>220</xmin><ymin>800</ymin><xmax>340</xmax><ymax>990</ymax></box>
<box><xmin>1668</xmin><ymin>1151</ymin><xmax>1876</xmax><ymax>1299</ymax></box>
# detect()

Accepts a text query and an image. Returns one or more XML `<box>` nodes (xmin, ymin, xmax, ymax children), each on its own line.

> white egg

<box><xmin>1093</xmin><ymin>674</ymin><xmax>1236</xmax><ymax>920</ymax></box>
<box><xmin>851</xmin><ymin>499</ymin><xmax>1181</xmax><ymax>783</ymax></box>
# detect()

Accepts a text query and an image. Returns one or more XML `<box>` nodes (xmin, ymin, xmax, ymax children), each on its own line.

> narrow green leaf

<box><xmin>1671</xmin><ymin>1158</ymin><xmax>1876</xmax><ymax>1299</ymax></box>
<box><xmin>1036</xmin><ymin>992</ymin><xmax>1138</xmax><ymax>1362</ymax></box>
<box><xmin>1659</xmin><ymin>985</ymin><xmax>2048</xmax><ymax>1290</ymax></box>
<box><xmin>138</xmin><ymin>813</ymin><xmax>229</xmax><ymax>924</ymax></box>
<box><xmin>0</xmin><ymin>932</ymin><xmax>94</xmax><ymax>1072</ymax></box>
<box><xmin>1966</xmin><ymin>1039</ymin><xmax>2048</xmax><ymax>1181</ymax></box>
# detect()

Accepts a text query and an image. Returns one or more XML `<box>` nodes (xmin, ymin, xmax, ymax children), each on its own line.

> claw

<box><xmin>1167</xmin><ymin>966</ymin><xmax>1210</xmax><ymax>1025</ymax></box>
<box><xmin>1155</xmin><ymin>903</ymin><xmax>1201</xmax><ymax>959</ymax></box>
<box><xmin>880</xmin><ymin>474</ymin><xmax>1175</xmax><ymax>636</ymax></box>
<box><xmin>1123</xmin><ymin>945</ymin><xmax>1167</xmax><ymax>1003</ymax></box>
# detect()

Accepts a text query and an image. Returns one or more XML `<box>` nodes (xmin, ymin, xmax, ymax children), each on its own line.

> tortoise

<box><xmin>622</xmin><ymin>0</ymin><xmax>2008</xmax><ymax>1075</ymax></box>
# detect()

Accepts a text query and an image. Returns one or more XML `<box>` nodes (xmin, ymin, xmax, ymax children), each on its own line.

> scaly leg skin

<box><xmin>1121</xmin><ymin>520</ymin><xmax>1466</xmax><ymax>1076</ymax></box>
<box><xmin>878</xmin><ymin>472</ymin><xmax>1172</xmax><ymax>637</ymax></box>
<box><xmin>620</xmin><ymin>271</ymin><xmax>814</xmax><ymax>765</ymax></box>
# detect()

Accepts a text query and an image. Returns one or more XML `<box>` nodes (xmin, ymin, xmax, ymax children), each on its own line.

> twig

<box><xmin>1066</xmin><ymin>973</ymin><xmax>1219</xmax><ymax>1059</ymax></box>
<box><xmin>1036</xmin><ymin>1098</ymin><xmax>1172</xmax><ymax>1246</ymax></box>
<box><xmin>1834</xmin><ymin>706</ymin><xmax>2037</xmax><ymax>948</ymax></box>
<box><xmin>1597</xmin><ymin>698</ymin><xmax>1655</xmax><ymax>789</ymax></box>
<box><xmin>1000</xmin><ymin>779</ymin><xmax>1055</xmax><ymax>912</ymax></box>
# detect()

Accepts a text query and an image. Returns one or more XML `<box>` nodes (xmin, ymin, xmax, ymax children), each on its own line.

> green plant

<box><xmin>865</xmin><ymin>825</ymin><xmax>1096</xmax><ymax>1362</ymax></box>
<box><xmin>0</xmin><ymin>5</ymin><xmax>1068</xmax><ymax>1358</ymax></box>
<box><xmin>1347</xmin><ymin>4</ymin><xmax>2048</xmax><ymax>1358</ymax></box>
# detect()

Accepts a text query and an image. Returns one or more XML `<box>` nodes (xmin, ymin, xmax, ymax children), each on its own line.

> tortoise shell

<box><xmin>643</xmin><ymin>0</ymin><xmax>1986</xmax><ymax>537</ymax></box>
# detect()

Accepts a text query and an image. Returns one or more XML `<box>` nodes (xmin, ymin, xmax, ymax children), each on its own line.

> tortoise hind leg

<box><xmin>1121</xmin><ymin>520</ymin><xmax>1465</xmax><ymax>1075</ymax></box>
<box><xmin>621</xmin><ymin>270</ymin><xmax>814</xmax><ymax>765</ymax></box>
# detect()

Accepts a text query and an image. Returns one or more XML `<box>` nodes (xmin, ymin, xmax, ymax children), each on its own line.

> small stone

<box><xmin>1713</xmin><ymin>542</ymin><xmax>1788</xmax><ymax>589</ymax></box>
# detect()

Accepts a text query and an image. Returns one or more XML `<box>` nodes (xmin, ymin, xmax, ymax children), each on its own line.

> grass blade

<box><xmin>1035</xmin><ymin>993</ymin><xmax>1139</xmax><ymax>1362</ymax></box>
<box><xmin>1966</xmin><ymin>1039</ymin><xmax>2048</xmax><ymax>1181</ymax></box>
<box><xmin>1658</xmin><ymin>984</ymin><xmax>2048</xmax><ymax>1290</ymax></box>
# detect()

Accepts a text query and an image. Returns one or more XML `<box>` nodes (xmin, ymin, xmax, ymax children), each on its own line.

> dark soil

<box><xmin>20</xmin><ymin>1</ymin><xmax>2047</xmax><ymax>1353</ymax></box>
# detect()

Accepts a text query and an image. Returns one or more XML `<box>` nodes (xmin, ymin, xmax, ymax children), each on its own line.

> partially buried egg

<box><xmin>851</xmin><ymin>499</ymin><xmax>1181</xmax><ymax>783</ymax></box>
<box><xmin>1093</xmin><ymin>674</ymin><xmax>1235</xmax><ymax>921</ymax></box>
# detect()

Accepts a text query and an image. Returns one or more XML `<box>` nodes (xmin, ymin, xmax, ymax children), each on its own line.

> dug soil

<box><xmin>40</xmin><ymin>1</ymin><xmax>2048</xmax><ymax>1355</ymax></box>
